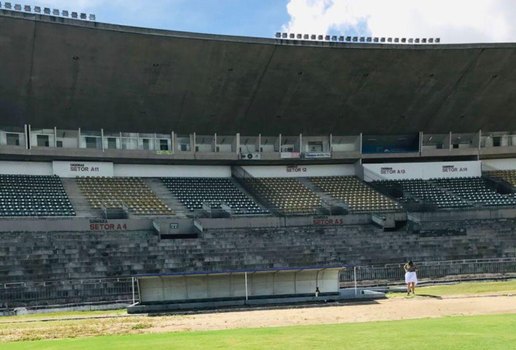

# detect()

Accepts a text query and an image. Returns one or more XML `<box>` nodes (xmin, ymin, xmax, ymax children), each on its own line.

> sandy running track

<box><xmin>149</xmin><ymin>295</ymin><xmax>516</xmax><ymax>333</ymax></box>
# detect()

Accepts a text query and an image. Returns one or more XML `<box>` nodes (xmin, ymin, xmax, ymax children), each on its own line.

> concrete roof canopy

<box><xmin>1</xmin><ymin>10</ymin><xmax>515</xmax><ymax>136</ymax></box>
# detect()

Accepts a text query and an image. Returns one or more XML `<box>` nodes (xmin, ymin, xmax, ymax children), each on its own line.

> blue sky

<box><xmin>12</xmin><ymin>0</ymin><xmax>516</xmax><ymax>43</ymax></box>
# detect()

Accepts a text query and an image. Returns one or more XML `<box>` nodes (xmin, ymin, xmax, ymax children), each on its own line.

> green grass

<box><xmin>2</xmin><ymin>313</ymin><xmax>515</xmax><ymax>350</ymax></box>
<box><xmin>388</xmin><ymin>279</ymin><xmax>516</xmax><ymax>298</ymax></box>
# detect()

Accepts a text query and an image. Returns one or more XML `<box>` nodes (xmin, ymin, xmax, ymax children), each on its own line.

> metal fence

<box><xmin>0</xmin><ymin>278</ymin><xmax>133</xmax><ymax>308</ymax></box>
<box><xmin>340</xmin><ymin>258</ymin><xmax>516</xmax><ymax>287</ymax></box>
<box><xmin>1</xmin><ymin>258</ymin><xmax>516</xmax><ymax>308</ymax></box>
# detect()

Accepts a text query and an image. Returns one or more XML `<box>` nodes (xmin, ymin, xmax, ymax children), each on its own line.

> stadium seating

<box><xmin>0</xmin><ymin>175</ymin><xmax>75</xmax><ymax>216</ymax></box>
<box><xmin>374</xmin><ymin>177</ymin><xmax>516</xmax><ymax>209</ymax></box>
<box><xmin>432</xmin><ymin>177</ymin><xmax>516</xmax><ymax>207</ymax></box>
<box><xmin>243</xmin><ymin>178</ymin><xmax>322</xmax><ymax>215</ymax></box>
<box><xmin>485</xmin><ymin>170</ymin><xmax>516</xmax><ymax>187</ymax></box>
<box><xmin>77</xmin><ymin>177</ymin><xmax>173</xmax><ymax>215</ymax></box>
<box><xmin>161</xmin><ymin>177</ymin><xmax>268</xmax><ymax>215</ymax></box>
<box><xmin>311</xmin><ymin>176</ymin><xmax>402</xmax><ymax>212</ymax></box>
<box><xmin>374</xmin><ymin>179</ymin><xmax>470</xmax><ymax>209</ymax></box>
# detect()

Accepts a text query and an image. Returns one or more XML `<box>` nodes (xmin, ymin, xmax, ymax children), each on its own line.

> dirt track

<box><xmin>150</xmin><ymin>294</ymin><xmax>516</xmax><ymax>333</ymax></box>
<box><xmin>1</xmin><ymin>294</ymin><xmax>515</xmax><ymax>342</ymax></box>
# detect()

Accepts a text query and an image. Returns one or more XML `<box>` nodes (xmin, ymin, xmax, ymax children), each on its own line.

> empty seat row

<box><xmin>0</xmin><ymin>175</ymin><xmax>75</xmax><ymax>217</ymax></box>
<box><xmin>162</xmin><ymin>177</ymin><xmax>268</xmax><ymax>215</ymax></box>
<box><xmin>243</xmin><ymin>178</ymin><xmax>321</xmax><ymax>215</ymax></box>
<box><xmin>485</xmin><ymin>170</ymin><xmax>516</xmax><ymax>187</ymax></box>
<box><xmin>311</xmin><ymin>176</ymin><xmax>402</xmax><ymax>212</ymax></box>
<box><xmin>77</xmin><ymin>177</ymin><xmax>174</xmax><ymax>216</ymax></box>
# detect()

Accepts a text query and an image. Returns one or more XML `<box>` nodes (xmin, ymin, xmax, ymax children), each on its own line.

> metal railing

<box><xmin>340</xmin><ymin>258</ymin><xmax>516</xmax><ymax>287</ymax></box>
<box><xmin>0</xmin><ymin>278</ymin><xmax>133</xmax><ymax>308</ymax></box>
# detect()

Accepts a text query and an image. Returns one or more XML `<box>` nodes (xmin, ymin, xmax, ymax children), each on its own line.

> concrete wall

<box><xmin>242</xmin><ymin>164</ymin><xmax>355</xmax><ymax>178</ymax></box>
<box><xmin>0</xmin><ymin>161</ymin><xmax>52</xmax><ymax>175</ymax></box>
<box><xmin>114</xmin><ymin>164</ymin><xmax>230</xmax><ymax>178</ymax></box>
<box><xmin>2</xmin><ymin>12</ymin><xmax>516</xmax><ymax>135</ymax></box>
<box><xmin>363</xmin><ymin>161</ymin><xmax>481</xmax><ymax>181</ymax></box>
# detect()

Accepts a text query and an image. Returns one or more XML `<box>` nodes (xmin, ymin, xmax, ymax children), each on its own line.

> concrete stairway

<box><xmin>298</xmin><ymin>177</ymin><xmax>343</xmax><ymax>208</ymax></box>
<box><xmin>61</xmin><ymin>178</ymin><xmax>96</xmax><ymax>217</ymax></box>
<box><xmin>229</xmin><ymin>178</ymin><xmax>271</xmax><ymax>215</ymax></box>
<box><xmin>144</xmin><ymin>178</ymin><xmax>188</xmax><ymax>217</ymax></box>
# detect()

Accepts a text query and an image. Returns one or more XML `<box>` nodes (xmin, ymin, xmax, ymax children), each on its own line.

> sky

<box><xmin>13</xmin><ymin>0</ymin><xmax>516</xmax><ymax>43</ymax></box>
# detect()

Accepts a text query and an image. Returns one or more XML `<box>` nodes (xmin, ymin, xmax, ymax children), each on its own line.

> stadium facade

<box><xmin>0</xmin><ymin>8</ymin><xmax>515</xmax><ymax>309</ymax></box>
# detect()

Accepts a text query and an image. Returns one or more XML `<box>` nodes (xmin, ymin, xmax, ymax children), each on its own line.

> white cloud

<box><xmin>282</xmin><ymin>0</ymin><xmax>516</xmax><ymax>43</ymax></box>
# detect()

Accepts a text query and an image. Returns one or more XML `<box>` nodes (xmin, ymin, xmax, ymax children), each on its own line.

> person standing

<box><xmin>404</xmin><ymin>261</ymin><xmax>418</xmax><ymax>295</ymax></box>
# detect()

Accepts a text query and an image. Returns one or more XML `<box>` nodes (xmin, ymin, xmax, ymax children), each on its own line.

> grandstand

<box><xmin>0</xmin><ymin>8</ymin><xmax>515</xmax><ymax>309</ymax></box>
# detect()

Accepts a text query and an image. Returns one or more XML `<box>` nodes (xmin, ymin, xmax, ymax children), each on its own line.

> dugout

<box><xmin>128</xmin><ymin>267</ymin><xmax>343</xmax><ymax>313</ymax></box>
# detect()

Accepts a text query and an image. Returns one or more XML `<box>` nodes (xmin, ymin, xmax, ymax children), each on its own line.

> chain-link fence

<box><xmin>0</xmin><ymin>278</ymin><xmax>133</xmax><ymax>308</ymax></box>
<box><xmin>1</xmin><ymin>258</ymin><xmax>516</xmax><ymax>308</ymax></box>
<box><xmin>340</xmin><ymin>258</ymin><xmax>516</xmax><ymax>287</ymax></box>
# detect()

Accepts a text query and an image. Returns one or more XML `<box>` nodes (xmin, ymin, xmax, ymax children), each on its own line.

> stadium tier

<box><xmin>242</xmin><ymin>178</ymin><xmax>322</xmax><ymax>215</ymax></box>
<box><xmin>77</xmin><ymin>177</ymin><xmax>174</xmax><ymax>215</ymax></box>
<box><xmin>485</xmin><ymin>170</ymin><xmax>516</xmax><ymax>187</ymax></box>
<box><xmin>310</xmin><ymin>176</ymin><xmax>402</xmax><ymax>212</ymax></box>
<box><xmin>373</xmin><ymin>177</ymin><xmax>516</xmax><ymax>209</ymax></box>
<box><xmin>432</xmin><ymin>177</ymin><xmax>516</xmax><ymax>207</ymax></box>
<box><xmin>374</xmin><ymin>179</ymin><xmax>471</xmax><ymax>209</ymax></box>
<box><xmin>1</xmin><ymin>9</ymin><xmax>516</xmax><ymax>309</ymax></box>
<box><xmin>161</xmin><ymin>177</ymin><xmax>268</xmax><ymax>215</ymax></box>
<box><xmin>0</xmin><ymin>175</ymin><xmax>75</xmax><ymax>216</ymax></box>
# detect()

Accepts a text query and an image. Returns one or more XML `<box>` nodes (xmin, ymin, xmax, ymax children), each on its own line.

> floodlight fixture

<box><xmin>324</xmin><ymin>35</ymin><xmax>330</xmax><ymax>40</ymax></box>
<box><xmin>311</xmin><ymin>34</ymin><xmax>316</xmax><ymax>40</ymax></box>
<box><xmin>352</xmin><ymin>36</ymin><xmax>358</xmax><ymax>42</ymax></box>
<box><xmin>401</xmin><ymin>38</ymin><xmax>406</xmax><ymax>43</ymax></box>
<box><xmin>52</xmin><ymin>9</ymin><xmax>59</xmax><ymax>16</ymax></box>
<box><xmin>14</xmin><ymin>4</ymin><xmax>21</xmax><ymax>11</ymax></box>
<box><xmin>4</xmin><ymin>2</ymin><xmax>11</xmax><ymax>9</ymax></box>
<box><xmin>394</xmin><ymin>38</ymin><xmax>399</xmax><ymax>43</ymax></box>
<box><xmin>80</xmin><ymin>13</ymin><xmax>86</xmax><ymax>19</ymax></box>
<box><xmin>303</xmin><ymin>34</ymin><xmax>309</xmax><ymax>39</ymax></box>
<box><xmin>43</xmin><ymin>7</ymin><xmax>50</xmax><ymax>14</ymax></box>
<box><xmin>366</xmin><ymin>37</ymin><xmax>372</xmax><ymax>42</ymax></box>
<box><xmin>415</xmin><ymin>38</ymin><xmax>420</xmax><ymax>43</ymax></box>
<box><xmin>346</xmin><ymin>36</ymin><xmax>351</xmax><ymax>41</ymax></box>
<box><xmin>428</xmin><ymin>38</ymin><xmax>434</xmax><ymax>43</ymax></box>
<box><xmin>62</xmin><ymin>10</ymin><xmax>68</xmax><ymax>17</ymax></box>
<box><xmin>24</xmin><ymin>5</ymin><xmax>30</xmax><ymax>12</ymax></box>
<box><xmin>331</xmin><ymin>35</ymin><xmax>337</xmax><ymax>41</ymax></box>
<box><xmin>317</xmin><ymin>35</ymin><xmax>323</xmax><ymax>40</ymax></box>
<box><xmin>422</xmin><ymin>38</ymin><xmax>427</xmax><ymax>43</ymax></box>
<box><xmin>275</xmin><ymin>32</ymin><xmax>281</xmax><ymax>38</ymax></box>
<box><xmin>34</xmin><ymin>6</ymin><xmax>40</xmax><ymax>13</ymax></box>
<box><xmin>387</xmin><ymin>37</ymin><xmax>392</xmax><ymax>42</ymax></box>
<box><xmin>338</xmin><ymin>36</ymin><xmax>344</xmax><ymax>41</ymax></box>
<box><xmin>296</xmin><ymin>33</ymin><xmax>301</xmax><ymax>39</ymax></box>
<box><xmin>435</xmin><ymin>38</ymin><xmax>440</xmax><ymax>43</ymax></box>
<box><xmin>373</xmin><ymin>37</ymin><xmax>379</xmax><ymax>43</ymax></box>
<box><xmin>71</xmin><ymin>11</ymin><xmax>78</xmax><ymax>18</ymax></box>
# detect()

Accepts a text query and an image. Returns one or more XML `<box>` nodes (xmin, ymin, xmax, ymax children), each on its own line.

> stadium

<box><xmin>0</xmin><ymin>3</ymin><xmax>515</xmax><ymax>348</ymax></box>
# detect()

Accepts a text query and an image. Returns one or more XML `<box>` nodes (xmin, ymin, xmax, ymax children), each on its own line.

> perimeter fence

<box><xmin>340</xmin><ymin>257</ymin><xmax>516</xmax><ymax>287</ymax></box>
<box><xmin>1</xmin><ymin>258</ymin><xmax>516</xmax><ymax>308</ymax></box>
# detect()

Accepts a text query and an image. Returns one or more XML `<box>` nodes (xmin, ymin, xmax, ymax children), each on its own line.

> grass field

<box><xmin>2</xmin><ymin>314</ymin><xmax>515</xmax><ymax>350</ymax></box>
<box><xmin>1</xmin><ymin>280</ymin><xmax>515</xmax><ymax>349</ymax></box>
